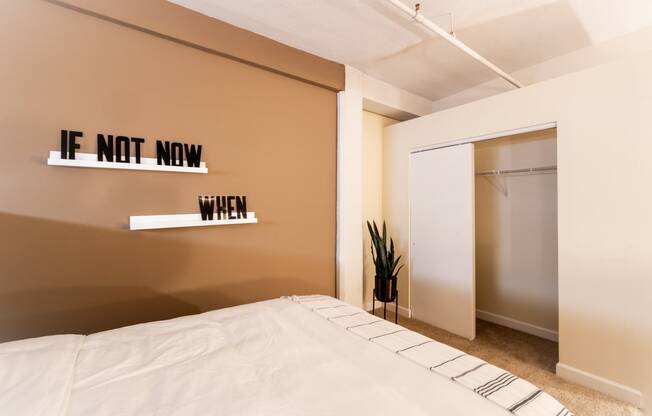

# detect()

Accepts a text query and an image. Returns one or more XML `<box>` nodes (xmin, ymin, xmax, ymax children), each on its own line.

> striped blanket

<box><xmin>291</xmin><ymin>295</ymin><xmax>572</xmax><ymax>416</ymax></box>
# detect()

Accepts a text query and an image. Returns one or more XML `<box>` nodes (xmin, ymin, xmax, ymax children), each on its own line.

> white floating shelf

<box><xmin>130</xmin><ymin>213</ymin><xmax>257</xmax><ymax>230</ymax></box>
<box><xmin>47</xmin><ymin>151</ymin><xmax>207</xmax><ymax>173</ymax></box>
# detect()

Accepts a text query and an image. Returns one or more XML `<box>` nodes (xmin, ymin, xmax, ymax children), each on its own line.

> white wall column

<box><xmin>336</xmin><ymin>66</ymin><xmax>364</xmax><ymax>307</ymax></box>
<box><xmin>337</xmin><ymin>67</ymin><xmax>433</xmax><ymax>308</ymax></box>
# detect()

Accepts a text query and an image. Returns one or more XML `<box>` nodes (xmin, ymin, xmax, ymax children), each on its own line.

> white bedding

<box><xmin>0</xmin><ymin>296</ymin><xmax>570</xmax><ymax>416</ymax></box>
<box><xmin>0</xmin><ymin>334</ymin><xmax>83</xmax><ymax>416</ymax></box>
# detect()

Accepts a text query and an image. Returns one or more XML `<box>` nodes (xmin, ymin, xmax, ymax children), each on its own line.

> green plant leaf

<box><xmin>366</xmin><ymin>219</ymin><xmax>403</xmax><ymax>281</ymax></box>
<box><xmin>391</xmin><ymin>255</ymin><xmax>403</xmax><ymax>275</ymax></box>
<box><xmin>382</xmin><ymin>221</ymin><xmax>387</xmax><ymax>247</ymax></box>
<box><xmin>393</xmin><ymin>265</ymin><xmax>404</xmax><ymax>278</ymax></box>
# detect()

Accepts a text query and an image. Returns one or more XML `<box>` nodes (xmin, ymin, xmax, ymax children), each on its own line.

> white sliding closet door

<box><xmin>410</xmin><ymin>143</ymin><xmax>476</xmax><ymax>340</ymax></box>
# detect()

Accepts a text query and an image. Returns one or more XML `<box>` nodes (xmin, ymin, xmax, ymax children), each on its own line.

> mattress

<box><xmin>0</xmin><ymin>295</ymin><xmax>571</xmax><ymax>415</ymax></box>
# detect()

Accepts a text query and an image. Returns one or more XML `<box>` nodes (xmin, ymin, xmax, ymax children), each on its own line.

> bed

<box><xmin>0</xmin><ymin>295</ymin><xmax>572</xmax><ymax>415</ymax></box>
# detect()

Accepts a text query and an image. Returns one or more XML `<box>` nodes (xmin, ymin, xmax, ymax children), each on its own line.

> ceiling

<box><xmin>169</xmin><ymin>0</ymin><xmax>652</xmax><ymax>102</ymax></box>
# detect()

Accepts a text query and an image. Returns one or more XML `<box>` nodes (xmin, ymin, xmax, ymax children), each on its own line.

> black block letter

<box><xmin>131</xmin><ymin>137</ymin><xmax>145</xmax><ymax>164</ymax></box>
<box><xmin>216</xmin><ymin>196</ymin><xmax>227</xmax><ymax>220</ymax></box>
<box><xmin>227</xmin><ymin>196</ymin><xmax>236</xmax><ymax>219</ymax></box>
<box><xmin>60</xmin><ymin>130</ymin><xmax>68</xmax><ymax>159</ymax></box>
<box><xmin>156</xmin><ymin>140</ymin><xmax>170</xmax><ymax>165</ymax></box>
<box><xmin>198</xmin><ymin>196</ymin><xmax>215</xmax><ymax>221</ymax></box>
<box><xmin>97</xmin><ymin>134</ymin><xmax>114</xmax><ymax>162</ymax></box>
<box><xmin>235</xmin><ymin>196</ymin><xmax>247</xmax><ymax>219</ymax></box>
<box><xmin>184</xmin><ymin>144</ymin><xmax>202</xmax><ymax>168</ymax></box>
<box><xmin>68</xmin><ymin>131</ymin><xmax>83</xmax><ymax>159</ymax></box>
<box><xmin>115</xmin><ymin>136</ymin><xmax>130</xmax><ymax>163</ymax></box>
<box><xmin>171</xmin><ymin>142</ymin><xmax>183</xmax><ymax>167</ymax></box>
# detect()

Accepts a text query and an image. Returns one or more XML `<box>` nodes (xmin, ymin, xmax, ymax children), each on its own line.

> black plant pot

<box><xmin>374</xmin><ymin>275</ymin><xmax>397</xmax><ymax>303</ymax></box>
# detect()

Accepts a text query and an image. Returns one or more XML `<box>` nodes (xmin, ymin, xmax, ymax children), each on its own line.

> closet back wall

<box><xmin>0</xmin><ymin>0</ymin><xmax>341</xmax><ymax>342</ymax></box>
<box><xmin>475</xmin><ymin>130</ymin><xmax>558</xmax><ymax>333</ymax></box>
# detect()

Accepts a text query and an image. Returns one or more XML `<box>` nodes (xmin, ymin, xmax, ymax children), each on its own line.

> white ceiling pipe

<box><xmin>384</xmin><ymin>0</ymin><xmax>524</xmax><ymax>89</ymax></box>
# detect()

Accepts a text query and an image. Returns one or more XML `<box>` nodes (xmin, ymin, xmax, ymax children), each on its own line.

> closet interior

<box><xmin>474</xmin><ymin>128</ymin><xmax>558</xmax><ymax>342</ymax></box>
<box><xmin>409</xmin><ymin>127</ymin><xmax>558</xmax><ymax>346</ymax></box>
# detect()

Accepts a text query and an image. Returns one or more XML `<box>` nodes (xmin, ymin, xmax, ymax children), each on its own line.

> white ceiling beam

<box><xmin>384</xmin><ymin>0</ymin><xmax>524</xmax><ymax>89</ymax></box>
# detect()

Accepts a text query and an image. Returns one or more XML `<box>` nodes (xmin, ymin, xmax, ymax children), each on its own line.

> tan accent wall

<box><xmin>47</xmin><ymin>0</ymin><xmax>344</xmax><ymax>92</ymax></box>
<box><xmin>0</xmin><ymin>0</ymin><xmax>340</xmax><ymax>341</ymax></box>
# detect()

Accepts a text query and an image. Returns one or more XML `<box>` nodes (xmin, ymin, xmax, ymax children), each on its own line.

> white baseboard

<box><xmin>556</xmin><ymin>363</ymin><xmax>642</xmax><ymax>407</ymax></box>
<box><xmin>476</xmin><ymin>309</ymin><xmax>558</xmax><ymax>342</ymax></box>
<box><xmin>365</xmin><ymin>301</ymin><xmax>411</xmax><ymax>318</ymax></box>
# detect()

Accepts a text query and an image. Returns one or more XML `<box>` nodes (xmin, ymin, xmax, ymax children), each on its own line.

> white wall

<box><xmin>362</xmin><ymin>75</ymin><xmax>432</xmax><ymax>121</ymax></box>
<box><xmin>337</xmin><ymin>67</ymin><xmax>364</xmax><ymax>307</ymax></box>
<box><xmin>362</xmin><ymin>111</ymin><xmax>397</xmax><ymax>307</ymax></box>
<box><xmin>432</xmin><ymin>25</ymin><xmax>652</xmax><ymax>112</ymax></box>
<box><xmin>475</xmin><ymin>130</ymin><xmax>558</xmax><ymax>337</ymax></box>
<box><xmin>384</xmin><ymin>53</ymin><xmax>652</xmax><ymax>408</ymax></box>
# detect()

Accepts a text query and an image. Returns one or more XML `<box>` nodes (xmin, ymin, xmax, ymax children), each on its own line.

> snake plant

<box><xmin>367</xmin><ymin>220</ymin><xmax>403</xmax><ymax>281</ymax></box>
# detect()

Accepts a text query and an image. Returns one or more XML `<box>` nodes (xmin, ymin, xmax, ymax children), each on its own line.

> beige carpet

<box><xmin>372</xmin><ymin>310</ymin><xmax>641</xmax><ymax>416</ymax></box>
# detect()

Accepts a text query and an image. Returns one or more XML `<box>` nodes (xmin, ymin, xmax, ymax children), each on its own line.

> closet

<box><xmin>409</xmin><ymin>127</ymin><xmax>558</xmax><ymax>342</ymax></box>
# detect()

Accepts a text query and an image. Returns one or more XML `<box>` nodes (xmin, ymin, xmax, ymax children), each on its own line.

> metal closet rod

<box><xmin>475</xmin><ymin>165</ymin><xmax>557</xmax><ymax>176</ymax></box>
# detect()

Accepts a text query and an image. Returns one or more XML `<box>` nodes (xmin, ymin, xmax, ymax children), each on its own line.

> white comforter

<box><xmin>0</xmin><ymin>296</ymin><xmax>563</xmax><ymax>415</ymax></box>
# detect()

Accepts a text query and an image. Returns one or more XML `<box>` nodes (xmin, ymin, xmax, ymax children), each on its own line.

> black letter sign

<box><xmin>131</xmin><ymin>137</ymin><xmax>145</xmax><ymax>164</ymax></box>
<box><xmin>156</xmin><ymin>140</ymin><xmax>170</xmax><ymax>166</ymax></box>
<box><xmin>184</xmin><ymin>144</ymin><xmax>202</xmax><ymax>168</ymax></box>
<box><xmin>97</xmin><ymin>134</ymin><xmax>114</xmax><ymax>161</ymax></box>
<box><xmin>115</xmin><ymin>136</ymin><xmax>130</xmax><ymax>163</ymax></box>
<box><xmin>198</xmin><ymin>196</ymin><xmax>215</xmax><ymax>221</ymax></box>
<box><xmin>235</xmin><ymin>196</ymin><xmax>247</xmax><ymax>219</ymax></box>
<box><xmin>171</xmin><ymin>142</ymin><xmax>183</xmax><ymax>167</ymax></box>
<box><xmin>61</xmin><ymin>130</ymin><xmax>83</xmax><ymax>159</ymax></box>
